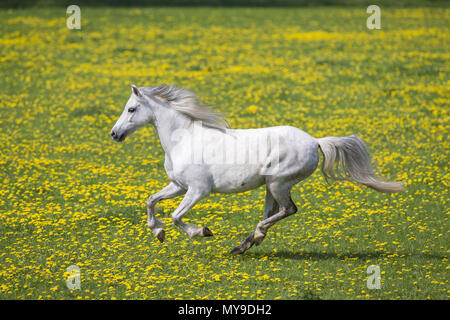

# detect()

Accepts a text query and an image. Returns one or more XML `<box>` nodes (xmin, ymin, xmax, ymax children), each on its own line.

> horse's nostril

<box><xmin>111</xmin><ymin>131</ymin><xmax>116</xmax><ymax>137</ymax></box>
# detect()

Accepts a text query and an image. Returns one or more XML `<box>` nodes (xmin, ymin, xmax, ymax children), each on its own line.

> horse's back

<box><xmin>226</xmin><ymin>125</ymin><xmax>319</xmax><ymax>181</ymax></box>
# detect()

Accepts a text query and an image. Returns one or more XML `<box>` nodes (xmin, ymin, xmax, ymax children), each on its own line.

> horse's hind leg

<box><xmin>147</xmin><ymin>182</ymin><xmax>185</xmax><ymax>242</ymax></box>
<box><xmin>253</xmin><ymin>181</ymin><xmax>297</xmax><ymax>245</ymax></box>
<box><xmin>230</xmin><ymin>186</ymin><xmax>280</xmax><ymax>254</ymax></box>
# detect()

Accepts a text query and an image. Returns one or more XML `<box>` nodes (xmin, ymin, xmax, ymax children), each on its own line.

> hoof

<box><xmin>230</xmin><ymin>232</ymin><xmax>256</xmax><ymax>254</ymax></box>
<box><xmin>202</xmin><ymin>227</ymin><xmax>213</xmax><ymax>237</ymax></box>
<box><xmin>230</xmin><ymin>246</ymin><xmax>244</xmax><ymax>255</ymax></box>
<box><xmin>155</xmin><ymin>229</ymin><xmax>165</xmax><ymax>243</ymax></box>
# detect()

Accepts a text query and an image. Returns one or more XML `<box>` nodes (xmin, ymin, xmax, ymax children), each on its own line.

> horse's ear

<box><xmin>131</xmin><ymin>84</ymin><xmax>142</xmax><ymax>97</ymax></box>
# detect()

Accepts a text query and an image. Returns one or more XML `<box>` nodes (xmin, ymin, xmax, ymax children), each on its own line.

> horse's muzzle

<box><xmin>110</xmin><ymin>129</ymin><xmax>126</xmax><ymax>142</ymax></box>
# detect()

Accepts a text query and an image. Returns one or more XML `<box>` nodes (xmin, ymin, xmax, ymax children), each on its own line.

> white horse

<box><xmin>111</xmin><ymin>84</ymin><xmax>405</xmax><ymax>254</ymax></box>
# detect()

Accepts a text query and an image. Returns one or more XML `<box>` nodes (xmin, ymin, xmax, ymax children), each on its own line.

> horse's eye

<box><xmin>128</xmin><ymin>107</ymin><xmax>136</xmax><ymax>113</ymax></box>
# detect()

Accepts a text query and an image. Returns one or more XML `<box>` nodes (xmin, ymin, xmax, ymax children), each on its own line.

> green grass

<box><xmin>0</xmin><ymin>7</ymin><xmax>448</xmax><ymax>299</ymax></box>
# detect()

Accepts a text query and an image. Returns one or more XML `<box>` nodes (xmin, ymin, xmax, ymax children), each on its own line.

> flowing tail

<box><xmin>316</xmin><ymin>135</ymin><xmax>405</xmax><ymax>193</ymax></box>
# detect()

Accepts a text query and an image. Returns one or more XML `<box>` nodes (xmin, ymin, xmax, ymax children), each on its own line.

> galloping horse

<box><xmin>111</xmin><ymin>84</ymin><xmax>405</xmax><ymax>254</ymax></box>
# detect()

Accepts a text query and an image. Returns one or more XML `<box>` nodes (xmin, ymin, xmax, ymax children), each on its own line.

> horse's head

<box><xmin>110</xmin><ymin>84</ymin><xmax>155</xmax><ymax>142</ymax></box>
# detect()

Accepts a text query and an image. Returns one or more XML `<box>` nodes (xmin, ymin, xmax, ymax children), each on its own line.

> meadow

<box><xmin>0</xmin><ymin>6</ymin><xmax>448</xmax><ymax>299</ymax></box>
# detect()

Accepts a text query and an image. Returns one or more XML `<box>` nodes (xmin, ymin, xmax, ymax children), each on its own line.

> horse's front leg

<box><xmin>171</xmin><ymin>187</ymin><xmax>213</xmax><ymax>238</ymax></box>
<box><xmin>147</xmin><ymin>182</ymin><xmax>185</xmax><ymax>242</ymax></box>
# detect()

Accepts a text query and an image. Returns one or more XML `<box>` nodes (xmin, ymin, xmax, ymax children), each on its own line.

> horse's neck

<box><xmin>153</xmin><ymin>105</ymin><xmax>192</xmax><ymax>154</ymax></box>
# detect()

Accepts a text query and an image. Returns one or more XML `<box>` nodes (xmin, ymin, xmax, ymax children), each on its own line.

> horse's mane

<box><xmin>140</xmin><ymin>84</ymin><xmax>230</xmax><ymax>130</ymax></box>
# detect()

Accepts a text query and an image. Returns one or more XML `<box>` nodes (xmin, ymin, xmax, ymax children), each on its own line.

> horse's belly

<box><xmin>210</xmin><ymin>165</ymin><xmax>265</xmax><ymax>193</ymax></box>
